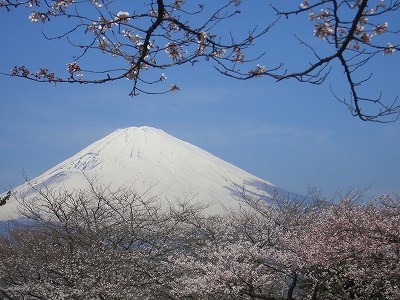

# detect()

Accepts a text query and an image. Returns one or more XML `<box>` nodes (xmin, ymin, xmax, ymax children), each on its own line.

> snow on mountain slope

<box><xmin>0</xmin><ymin>126</ymin><xmax>282</xmax><ymax>220</ymax></box>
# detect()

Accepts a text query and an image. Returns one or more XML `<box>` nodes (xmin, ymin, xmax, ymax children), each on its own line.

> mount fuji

<box><xmin>1</xmin><ymin>126</ymin><xmax>291</xmax><ymax>220</ymax></box>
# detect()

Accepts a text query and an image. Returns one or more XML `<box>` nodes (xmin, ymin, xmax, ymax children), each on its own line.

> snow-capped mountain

<box><xmin>1</xmin><ymin>126</ymin><xmax>285</xmax><ymax>220</ymax></box>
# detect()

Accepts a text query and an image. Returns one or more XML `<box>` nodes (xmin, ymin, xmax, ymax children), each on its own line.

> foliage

<box><xmin>0</xmin><ymin>184</ymin><xmax>399</xmax><ymax>299</ymax></box>
<box><xmin>1</xmin><ymin>1</ymin><xmax>399</xmax><ymax>121</ymax></box>
<box><xmin>169</xmin><ymin>193</ymin><xmax>400</xmax><ymax>299</ymax></box>
<box><xmin>0</xmin><ymin>191</ymin><xmax>11</xmax><ymax>206</ymax></box>
<box><xmin>0</xmin><ymin>184</ymin><xmax>209</xmax><ymax>299</ymax></box>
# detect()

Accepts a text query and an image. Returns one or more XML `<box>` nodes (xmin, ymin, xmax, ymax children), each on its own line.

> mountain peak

<box><xmin>1</xmin><ymin>127</ymin><xmax>282</xmax><ymax>219</ymax></box>
<box><xmin>116</xmin><ymin>126</ymin><xmax>163</xmax><ymax>134</ymax></box>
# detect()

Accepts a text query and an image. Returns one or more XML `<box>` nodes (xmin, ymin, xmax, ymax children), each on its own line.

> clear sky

<box><xmin>1</xmin><ymin>1</ymin><xmax>399</xmax><ymax>199</ymax></box>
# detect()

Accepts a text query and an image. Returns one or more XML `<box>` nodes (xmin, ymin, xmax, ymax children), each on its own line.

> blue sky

<box><xmin>1</xmin><ymin>1</ymin><xmax>399</xmax><ymax>198</ymax></box>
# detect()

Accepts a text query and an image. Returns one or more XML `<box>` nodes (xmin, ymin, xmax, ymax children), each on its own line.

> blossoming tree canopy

<box><xmin>4</xmin><ymin>0</ymin><xmax>262</xmax><ymax>95</ymax></box>
<box><xmin>1</xmin><ymin>0</ymin><xmax>399</xmax><ymax>121</ymax></box>
<box><xmin>0</xmin><ymin>183</ymin><xmax>398</xmax><ymax>299</ymax></box>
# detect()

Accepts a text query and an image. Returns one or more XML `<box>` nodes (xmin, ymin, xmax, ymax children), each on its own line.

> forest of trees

<box><xmin>0</xmin><ymin>184</ymin><xmax>398</xmax><ymax>299</ymax></box>
<box><xmin>1</xmin><ymin>0</ymin><xmax>399</xmax><ymax>121</ymax></box>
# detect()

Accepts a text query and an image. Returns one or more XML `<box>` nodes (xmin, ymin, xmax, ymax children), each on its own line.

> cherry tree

<box><xmin>167</xmin><ymin>209</ymin><xmax>303</xmax><ymax>299</ymax></box>
<box><xmin>0</xmin><ymin>183</ymin><xmax>399</xmax><ymax>299</ymax></box>
<box><xmin>2</xmin><ymin>0</ymin><xmax>270</xmax><ymax>97</ymax></box>
<box><xmin>289</xmin><ymin>194</ymin><xmax>400</xmax><ymax>299</ymax></box>
<box><xmin>240</xmin><ymin>0</ymin><xmax>400</xmax><ymax>121</ymax></box>
<box><xmin>1</xmin><ymin>0</ymin><xmax>399</xmax><ymax>121</ymax></box>
<box><xmin>166</xmin><ymin>192</ymin><xmax>400</xmax><ymax>299</ymax></box>
<box><xmin>0</xmin><ymin>183</ymin><xmax>208</xmax><ymax>299</ymax></box>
